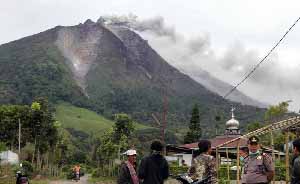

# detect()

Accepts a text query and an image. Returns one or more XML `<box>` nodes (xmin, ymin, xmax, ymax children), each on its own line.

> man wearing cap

<box><xmin>291</xmin><ymin>138</ymin><xmax>300</xmax><ymax>184</ymax></box>
<box><xmin>138</xmin><ymin>140</ymin><xmax>169</xmax><ymax>184</ymax></box>
<box><xmin>242</xmin><ymin>136</ymin><xmax>274</xmax><ymax>184</ymax></box>
<box><xmin>118</xmin><ymin>149</ymin><xmax>139</xmax><ymax>184</ymax></box>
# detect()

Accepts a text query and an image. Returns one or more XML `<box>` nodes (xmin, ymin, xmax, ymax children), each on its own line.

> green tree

<box><xmin>96</xmin><ymin>130</ymin><xmax>129</xmax><ymax>162</ymax></box>
<box><xmin>113</xmin><ymin>113</ymin><xmax>134</xmax><ymax>143</ymax></box>
<box><xmin>246</xmin><ymin>121</ymin><xmax>263</xmax><ymax>133</ymax></box>
<box><xmin>95</xmin><ymin>113</ymin><xmax>135</xmax><ymax>176</ymax></box>
<box><xmin>0</xmin><ymin>99</ymin><xmax>71</xmax><ymax>175</ymax></box>
<box><xmin>262</xmin><ymin>101</ymin><xmax>289</xmax><ymax>150</ymax></box>
<box><xmin>28</xmin><ymin>98</ymin><xmax>59</xmax><ymax>169</ymax></box>
<box><xmin>0</xmin><ymin>142</ymin><xmax>6</xmax><ymax>152</ymax></box>
<box><xmin>184</xmin><ymin>104</ymin><xmax>202</xmax><ymax>144</ymax></box>
<box><xmin>0</xmin><ymin>105</ymin><xmax>31</xmax><ymax>149</ymax></box>
<box><xmin>264</xmin><ymin>101</ymin><xmax>289</xmax><ymax>121</ymax></box>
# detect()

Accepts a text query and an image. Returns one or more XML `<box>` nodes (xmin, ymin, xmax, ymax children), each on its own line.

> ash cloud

<box><xmin>98</xmin><ymin>14</ymin><xmax>178</xmax><ymax>40</ymax></box>
<box><xmin>99</xmin><ymin>14</ymin><xmax>300</xmax><ymax>111</ymax></box>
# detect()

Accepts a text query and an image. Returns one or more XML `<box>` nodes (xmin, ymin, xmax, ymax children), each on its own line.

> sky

<box><xmin>1</xmin><ymin>0</ymin><xmax>300</xmax><ymax>111</ymax></box>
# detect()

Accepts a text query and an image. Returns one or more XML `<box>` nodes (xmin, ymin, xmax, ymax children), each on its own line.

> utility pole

<box><xmin>162</xmin><ymin>91</ymin><xmax>167</xmax><ymax>143</ymax></box>
<box><xmin>161</xmin><ymin>87</ymin><xmax>168</xmax><ymax>156</ymax></box>
<box><xmin>151</xmin><ymin>90</ymin><xmax>168</xmax><ymax>156</ymax></box>
<box><xmin>18</xmin><ymin>118</ymin><xmax>21</xmax><ymax>156</ymax></box>
<box><xmin>152</xmin><ymin>78</ymin><xmax>169</xmax><ymax>155</ymax></box>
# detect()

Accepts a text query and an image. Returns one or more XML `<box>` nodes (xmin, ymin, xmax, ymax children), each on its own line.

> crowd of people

<box><xmin>117</xmin><ymin>137</ymin><xmax>300</xmax><ymax>184</ymax></box>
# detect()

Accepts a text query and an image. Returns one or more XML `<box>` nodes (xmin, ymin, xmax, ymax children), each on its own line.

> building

<box><xmin>181</xmin><ymin>108</ymin><xmax>248</xmax><ymax>159</ymax></box>
<box><xmin>166</xmin><ymin>108</ymin><xmax>284</xmax><ymax>166</ymax></box>
<box><xmin>0</xmin><ymin>150</ymin><xmax>19</xmax><ymax>165</ymax></box>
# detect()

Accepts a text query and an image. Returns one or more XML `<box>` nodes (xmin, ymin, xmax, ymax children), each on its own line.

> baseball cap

<box><xmin>124</xmin><ymin>149</ymin><xmax>137</xmax><ymax>156</ymax></box>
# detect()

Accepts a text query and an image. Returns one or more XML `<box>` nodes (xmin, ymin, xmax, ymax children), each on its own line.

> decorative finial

<box><xmin>231</xmin><ymin>107</ymin><xmax>235</xmax><ymax>119</ymax></box>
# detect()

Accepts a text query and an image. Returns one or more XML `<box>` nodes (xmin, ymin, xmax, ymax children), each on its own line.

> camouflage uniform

<box><xmin>189</xmin><ymin>153</ymin><xmax>218</xmax><ymax>184</ymax></box>
<box><xmin>241</xmin><ymin>152</ymin><xmax>274</xmax><ymax>184</ymax></box>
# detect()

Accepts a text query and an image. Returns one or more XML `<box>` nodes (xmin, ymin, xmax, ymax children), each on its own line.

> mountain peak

<box><xmin>84</xmin><ymin>19</ymin><xmax>95</xmax><ymax>25</ymax></box>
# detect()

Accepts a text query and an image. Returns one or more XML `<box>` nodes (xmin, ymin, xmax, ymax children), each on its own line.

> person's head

<box><xmin>293</xmin><ymin>138</ymin><xmax>300</xmax><ymax>155</ymax></box>
<box><xmin>239</xmin><ymin>147</ymin><xmax>249</xmax><ymax>158</ymax></box>
<box><xmin>151</xmin><ymin>140</ymin><xmax>164</xmax><ymax>153</ymax></box>
<box><xmin>198</xmin><ymin>140</ymin><xmax>212</xmax><ymax>154</ymax></box>
<box><xmin>247</xmin><ymin>136</ymin><xmax>260</xmax><ymax>153</ymax></box>
<box><xmin>125</xmin><ymin>149</ymin><xmax>137</xmax><ymax>164</ymax></box>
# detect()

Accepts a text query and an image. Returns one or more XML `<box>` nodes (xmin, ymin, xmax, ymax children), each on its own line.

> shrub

<box><xmin>275</xmin><ymin>160</ymin><xmax>286</xmax><ymax>181</ymax></box>
<box><xmin>92</xmin><ymin>168</ymin><xmax>102</xmax><ymax>178</ymax></box>
<box><xmin>169</xmin><ymin>165</ymin><xmax>189</xmax><ymax>176</ymax></box>
<box><xmin>91</xmin><ymin>164</ymin><xmax>119</xmax><ymax>178</ymax></box>
<box><xmin>218</xmin><ymin>165</ymin><xmax>237</xmax><ymax>182</ymax></box>
<box><xmin>13</xmin><ymin>161</ymin><xmax>34</xmax><ymax>178</ymax></box>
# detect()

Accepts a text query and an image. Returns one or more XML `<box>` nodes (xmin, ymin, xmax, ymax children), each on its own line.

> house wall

<box><xmin>0</xmin><ymin>150</ymin><xmax>19</xmax><ymax>165</ymax></box>
<box><xmin>177</xmin><ymin>154</ymin><xmax>193</xmax><ymax>167</ymax></box>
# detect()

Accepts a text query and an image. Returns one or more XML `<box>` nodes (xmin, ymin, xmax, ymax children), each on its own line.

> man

<box><xmin>73</xmin><ymin>164</ymin><xmax>81</xmax><ymax>173</ymax></box>
<box><xmin>118</xmin><ymin>149</ymin><xmax>139</xmax><ymax>184</ymax></box>
<box><xmin>73</xmin><ymin>164</ymin><xmax>81</xmax><ymax>181</ymax></box>
<box><xmin>188</xmin><ymin>139</ymin><xmax>217</xmax><ymax>184</ymax></box>
<box><xmin>291</xmin><ymin>138</ymin><xmax>300</xmax><ymax>184</ymax></box>
<box><xmin>138</xmin><ymin>140</ymin><xmax>169</xmax><ymax>184</ymax></box>
<box><xmin>240</xmin><ymin>147</ymin><xmax>249</xmax><ymax>182</ymax></box>
<box><xmin>239</xmin><ymin>147</ymin><xmax>249</xmax><ymax>162</ymax></box>
<box><xmin>181</xmin><ymin>159</ymin><xmax>187</xmax><ymax>166</ymax></box>
<box><xmin>242</xmin><ymin>136</ymin><xmax>274</xmax><ymax>184</ymax></box>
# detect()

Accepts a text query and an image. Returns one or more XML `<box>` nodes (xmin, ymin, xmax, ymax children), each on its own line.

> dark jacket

<box><xmin>291</xmin><ymin>155</ymin><xmax>300</xmax><ymax>184</ymax></box>
<box><xmin>117</xmin><ymin>162</ymin><xmax>135</xmax><ymax>184</ymax></box>
<box><xmin>138</xmin><ymin>153</ymin><xmax>169</xmax><ymax>184</ymax></box>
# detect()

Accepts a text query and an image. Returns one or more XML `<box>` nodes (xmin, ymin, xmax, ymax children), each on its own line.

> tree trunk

<box><xmin>37</xmin><ymin>149</ymin><xmax>39</xmax><ymax>170</ymax></box>
<box><xmin>32</xmin><ymin>138</ymin><xmax>36</xmax><ymax>165</ymax></box>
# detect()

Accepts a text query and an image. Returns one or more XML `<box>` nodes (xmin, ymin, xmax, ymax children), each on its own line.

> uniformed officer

<box><xmin>242</xmin><ymin>136</ymin><xmax>275</xmax><ymax>184</ymax></box>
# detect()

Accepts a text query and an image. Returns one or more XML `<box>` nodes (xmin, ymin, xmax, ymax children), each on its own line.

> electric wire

<box><xmin>223</xmin><ymin>16</ymin><xmax>300</xmax><ymax>99</ymax></box>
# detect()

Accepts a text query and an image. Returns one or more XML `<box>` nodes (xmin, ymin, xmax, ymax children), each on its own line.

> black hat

<box><xmin>248</xmin><ymin>136</ymin><xmax>259</xmax><ymax>144</ymax></box>
<box><xmin>150</xmin><ymin>140</ymin><xmax>163</xmax><ymax>151</ymax></box>
<box><xmin>293</xmin><ymin>138</ymin><xmax>300</xmax><ymax>150</ymax></box>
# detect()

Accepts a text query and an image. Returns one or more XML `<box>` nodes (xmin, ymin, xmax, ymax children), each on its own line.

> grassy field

<box><xmin>55</xmin><ymin>102</ymin><xmax>150</xmax><ymax>134</ymax></box>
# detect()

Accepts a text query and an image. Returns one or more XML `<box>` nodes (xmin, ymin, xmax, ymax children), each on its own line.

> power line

<box><xmin>223</xmin><ymin>16</ymin><xmax>300</xmax><ymax>99</ymax></box>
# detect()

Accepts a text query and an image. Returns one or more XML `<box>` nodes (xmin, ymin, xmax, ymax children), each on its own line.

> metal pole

<box><xmin>237</xmin><ymin>139</ymin><xmax>240</xmax><ymax>184</ymax></box>
<box><xmin>226</xmin><ymin>148</ymin><xmax>230</xmax><ymax>182</ymax></box>
<box><xmin>270</xmin><ymin>131</ymin><xmax>275</xmax><ymax>184</ymax></box>
<box><xmin>162</xmin><ymin>89</ymin><xmax>168</xmax><ymax>156</ymax></box>
<box><xmin>285</xmin><ymin>132</ymin><xmax>289</xmax><ymax>184</ymax></box>
<box><xmin>216</xmin><ymin>147</ymin><xmax>219</xmax><ymax>180</ymax></box>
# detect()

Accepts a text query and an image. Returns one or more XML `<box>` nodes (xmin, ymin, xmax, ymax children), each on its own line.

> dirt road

<box><xmin>48</xmin><ymin>175</ymin><xmax>182</xmax><ymax>184</ymax></box>
<box><xmin>49</xmin><ymin>175</ymin><xmax>89</xmax><ymax>184</ymax></box>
